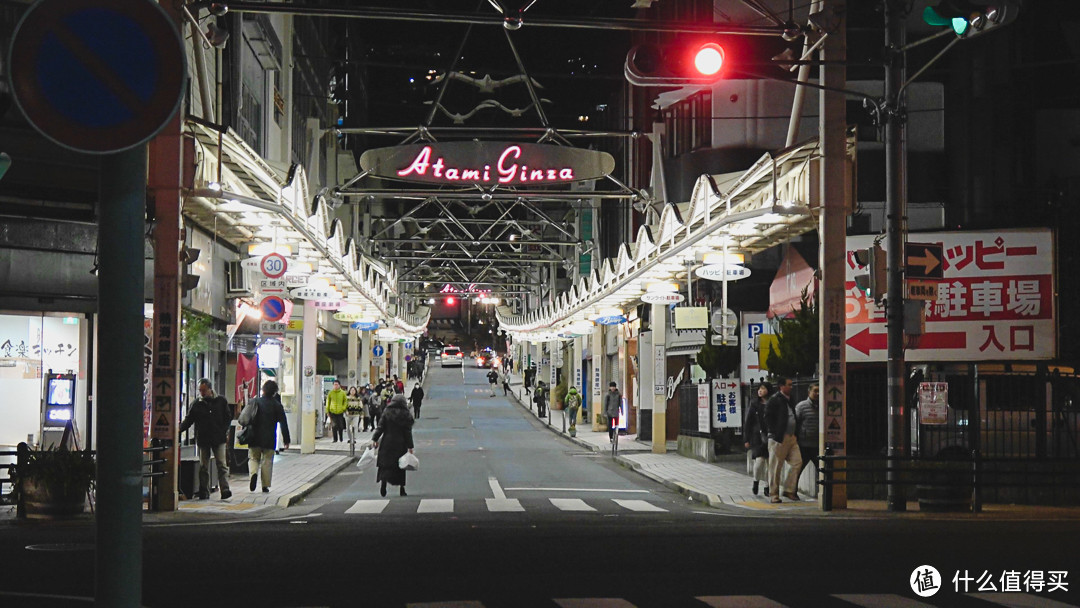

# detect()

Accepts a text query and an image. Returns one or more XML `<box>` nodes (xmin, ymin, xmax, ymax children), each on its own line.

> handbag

<box><xmin>237</xmin><ymin>425</ymin><xmax>253</xmax><ymax>445</ymax></box>
<box><xmin>398</xmin><ymin>452</ymin><xmax>419</xmax><ymax>471</ymax></box>
<box><xmin>237</xmin><ymin>400</ymin><xmax>259</xmax><ymax>445</ymax></box>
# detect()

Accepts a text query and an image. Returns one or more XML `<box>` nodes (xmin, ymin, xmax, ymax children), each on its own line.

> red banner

<box><xmin>235</xmin><ymin>354</ymin><xmax>259</xmax><ymax>405</ymax></box>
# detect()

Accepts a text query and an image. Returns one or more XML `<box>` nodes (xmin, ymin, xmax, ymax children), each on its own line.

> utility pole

<box><xmin>884</xmin><ymin>0</ymin><xmax>908</xmax><ymax>511</ymax></box>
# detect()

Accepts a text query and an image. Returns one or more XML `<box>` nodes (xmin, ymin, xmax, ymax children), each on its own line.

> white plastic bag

<box><xmin>398</xmin><ymin>452</ymin><xmax>419</xmax><ymax>471</ymax></box>
<box><xmin>356</xmin><ymin>447</ymin><xmax>376</xmax><ymax>469</ymax></box>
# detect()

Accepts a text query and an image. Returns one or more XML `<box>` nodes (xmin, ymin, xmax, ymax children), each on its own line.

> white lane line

<box><xmin>504</xmin><ymin>487</ymin><xmax>650</xmax><ymax>493</ymax></box>
<box><xmin>696</xmin><ymin>596</ymin><xmax>789</xmax><ymax>607</ymax></box>
<box><xmin>549</xmin><ymin>498</ymin><xmax>596</xmax><ymax>512</ymax></box>
<box><xmin>554</xmin><ymin>599</ymin><xmax>636</xmax><ymax>608</ymax></box>
<box><xmin>485</xmin><ymin>498</ymin><xmax>524</xmax><ymax>512</ymax></box>
<box><xmin>417</xmin><ymin>499</ymin><xmax>454</xmax><ymax>513</ymax></box>
<box><xmin>613</xmin><ymin>499</ymin><xmax>668</xmax><ymax>512</ymax></box>
<box><xmin>832</xmin><ymin>595</ymin><xmax>936</xmax><ymax>608</ymax></box>
<box><xmin>488</xmin><ymin>476</ymin><xmax>506</xmax><ymax>500</ymax></box>
<box><xmin>344</xmin><ymin>499</ymin><xmax>389</xmax><ymax>514</ymax></box>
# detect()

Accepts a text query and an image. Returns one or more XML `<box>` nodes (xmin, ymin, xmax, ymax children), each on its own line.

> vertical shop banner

<box><xmin>846</xmin><ymin>229</ymin><xmax>1055</xmax><ymax>362</ymax></box>
<box><xmin>697</xmin><ymin>383</ymin><xmax>711</xmax><ymax>433</ymax></box>
<box><xmin>712</xmin><ymin>378</ymin><xmax>741</xmax><ymax>428</ymax></box>
<box><xmin>143</xmin><ymin>319</ymin><xmax>153</xmax><ymax>443</ymax></box>
<box><xmin>235</xmin><ymin>353</ymin><xmax>258</xmax><ymax>405</ymax></box>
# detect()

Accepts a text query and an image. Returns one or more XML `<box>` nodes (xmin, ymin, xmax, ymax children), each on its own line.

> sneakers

<box><xmin>249</xmin><ymin>475</ymin><xmax>257</xmax><ymax>492</ymax></box>
<box><xmin>752</xmin><ymin>481</ymin><xmax>759</xmax><ymax>495</ymax></box>
<box><xmin>262</xmin><ymin>487</ymin><xmax>270</xmax><ymax>493</ymax></box>
<box><xmin>220</xmin><ymin>489</ymin><xmax>232</xmax><ymax>500</ymax></box>
<box><xmin>783</xmin><ymin>492</ymin><xmax>800</xmax><ymax>501</ymax></box>
<box><xmin>763</xmin><ymin>486</ymin><xmax>769</xmax><ymax>497</ymax></box>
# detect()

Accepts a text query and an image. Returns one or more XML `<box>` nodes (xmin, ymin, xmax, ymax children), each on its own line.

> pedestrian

<box><xmin>565</xmin><ymin>386</ymin><xmax>582</xmax><ymax>436</ymax></box>
<box><xmin>369</xmin><ymin>387</ymin><xmax>385</xmax><ymax>429</ymax></box>
<box><xmin>502</xmin><ymin>373</ymin><xmax>511</xmax><ymax>396</ymax></box>
<box><xmin>743</xmin><ymin>381</ymin><xmax>771</xmax><ymax>496</ymax></box>
<box><xmin>179</xmin><ymin>378</ymin><xmax>233</xmax><ymax>500</ymax></box>
<box><xmin>604</xmin><ymin>381</ymin><xmax>622</xmax><ymax>442</ymax></box>
<box><xmin>394</xmin><ymin>375</ymin><xmax>404</xmax><ymax>394</ymax></box>
<box><xmin>362</xmin><ymin>386</ymin><xmax>375</xmax><ymax>432</ymax></box>
<box><xmin>409</xmin><ymin>382</ymin><xmax>425</xmax><ymax>419</ymax></box>
<box><xmin>372</xmin><ymin>387</ymin><xmax>415</xmax><ymax>497</ymax></box>
<box><xmin>487</xmin><ymin>368</ymin><xmax>499</xmax><ymax>397</ymax></box>
<box><xmin>795</xmin><ymin>384</ymin><xmax>820</xmax><ymax>481</ymax></box>
<box><xmin>764</xmin><ymin>377</ymin><xmax>803</xmax><ymax>503</ymax></box>
<box><xmin>346</xmin><ymin>386</ymin><xmax>364</xmax><ymax>445</ymax></box>
<box><xmin>523</xmin><ymin>366</ymin><xmax>534</xmax><ymax>395</ymax></box>
<box><xmin>326</xmin><ymin>379</ymin><xmax>348</xmax><ymax>443</ymax></box>
<box><xmin>534</xmin><ymin>380</ymin><xmax>548</xmax><ymax>417</ymax></box>
<box><xmin>238</xmin><ymin>380</ymin><xmax>290</xmax><ymax>493</ymax></box>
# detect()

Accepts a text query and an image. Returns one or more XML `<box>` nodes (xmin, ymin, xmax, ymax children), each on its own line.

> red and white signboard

<box><xmin>260</xmin><ymin>253</ymin><xmax>287</xmax><ymax>279</ymax></box>
<box><xmin>846</xmin><ymin>229</ymin><xmax>1055</xmax><ymax>362</ymax></box>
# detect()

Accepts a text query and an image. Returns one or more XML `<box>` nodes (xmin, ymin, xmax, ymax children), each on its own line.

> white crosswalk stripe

<box><xmin>396</xmin><ymin>594</ymin><xmax>1079</xmax><ymax>607</ymax></box>
<box><xmin>485</xmin><ymin>498</ymin><xmax>524</xmax><ymax>512</ymax></box>
<box><xmin>696</xmin><ymin>596</ymin><xmax>788</xmax><ymax>607</ymax></box>
<box><xmin>833</xmin><ymin>594</ymin><xmax>934</xmax><ymax>608</ymax></box>
<box><xmin>417</xmin><ymin>499</ymin><xmax>454</xmax><ymax>513</ymax></box>
<box><xmin>613</xmin><ymin>499</ymin><xmax>668</xmax><ymax>512</ymax></box>
<box><xmin>555</xmin><ymin>599</ymin><xmax>636</xmax><ymax>608</ymax></box>
<box><xmin>549</xmin><ymin>498</ymin><xmax>596</xmax><ymax>512</ymax></box>
<box><xmin>344</xmin><ymin>499</ymin><xmax>388</xmax><ymax>514</ymax></box>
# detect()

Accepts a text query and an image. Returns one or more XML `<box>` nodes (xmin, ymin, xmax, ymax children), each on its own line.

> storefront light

<box><xmin>248</xmin><ymin>242</ymin><xmax>293</xmax><ymax>257</ymax></box>
<box><xmin>646</xmin><ymin>281</ymin><xmax>679</xmax><ymax>293</ymax></box>
<box><xmin>702</xmin><ymin>251</ymin><xmax>745</xmax><ymax>266</ymax></box>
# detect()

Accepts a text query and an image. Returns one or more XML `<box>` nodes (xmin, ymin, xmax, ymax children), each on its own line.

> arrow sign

<box><xmin>905</xmin><ymin>243</ymin><xmax>944</xmax><ymax>279</ymax></box>
<box><xmin>828</xmin><ymin>386</ymin><xmax>842</xmax><ymax>399</ymax></box>
<box><xmin>846</xmin><ymin>327</ymin><xmax>886</xmax><ymax>356</ymax></box>
<box><xmin>155</xmin><ymin>379</ymin><xmax>171</xmax><ymax>394</ymax></box>
<box><xmin>372</xmin><ymin>345</ymin><xmax>384</xmax><ymax>357</ymax></box>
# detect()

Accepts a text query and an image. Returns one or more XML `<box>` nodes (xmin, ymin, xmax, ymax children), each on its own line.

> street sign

<box><xmin>259</xmin><ymin>321</ymin><xmax>286</xmax><ymax>338</ymax></box>
<box><xmin>372</xmin><ymin>345</ymin><xmax>385</xmax><ymax>357</ymax></box>
<box><xmin>259</xmin><ymin>296</ymin><xmax>286</xmax><ymax>322</ymax></box>
<box><xmin>641</xmin><ymin>292</ymin><xmax>685</xmax><ymax>304</ymax></box>
<box><xmin>260</xmin><ymin>253</ymin><xmax>288</xmax><ymax>279</ymax></box>
<box><xmin>259</xmin><ymin>278</ymin><xmax>286</xmax><ymax>294</ymax></box>
<box><xmin>907</xmin><ymin>280</ymin><xmax>938</xmax><ymax>301</ymax></box>
<box><xmin>404</xmin><ymin>341</ymin><xmax>413</xmax><ymax>349</ymax></box>
<box><xmin>905</xmin><ymin>242</ymin><xmax>944</xmax><ymax>279</ymax></box>
<box><xmin>8</xmin><ymin>0</ymin><xmax>186</xmax><ymax>154</ymax></box>
<box><xmin>653</xmin><ymin>345</ymin><xmax>666</xmax><ymax>395</ymax></box>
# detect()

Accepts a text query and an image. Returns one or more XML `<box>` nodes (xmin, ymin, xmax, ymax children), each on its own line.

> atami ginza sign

<box><xmin>845</xmin><ymin>229</ymin><xmax>1056</xmax><ymax>362</ymax></box>
<box><xmin>359</xmin><ymin>142</ymin><xmax>616</xmax><ymax>186</ymax></box>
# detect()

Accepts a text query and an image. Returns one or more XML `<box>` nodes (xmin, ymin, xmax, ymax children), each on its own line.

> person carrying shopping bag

<box><xmin>371</xmin><ymin>387</ymin><xmax>414</xmax><ymax>497</ymax></box>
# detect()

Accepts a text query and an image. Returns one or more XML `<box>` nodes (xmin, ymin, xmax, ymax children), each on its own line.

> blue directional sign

<box><xmin>8</xmin><ymin>0</ymin><xmax>186</xmax><ymax>154</ymax></box>
<box><xmin>372</xmin><ymin>345</ymin><xmax>385</xmax><ymax>357</ymax></box>
<box><xmin>404</xmin><ymin>341</ymin><xmax>413</xmax><ymax>349</ymax></box>
<box><xmin>351</xmin><ymin>321</ymin><xmax>379</xmax><ymax>331</ymax></box>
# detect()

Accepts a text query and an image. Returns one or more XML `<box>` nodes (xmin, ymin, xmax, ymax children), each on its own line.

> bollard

<box><xmin>971</xmin><ymin>448</ymin><xmax>981</xmax><ymax>514</ymax></box>
<box><xmin>822</xmin><ymin>446</ymin><xmax>833</xmax><ymax>512</ymax></box>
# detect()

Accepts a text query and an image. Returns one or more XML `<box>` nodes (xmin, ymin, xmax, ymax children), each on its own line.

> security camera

<box><xmin>206</xmin><ymin>22</ymin><xmax>230</xmax><ymax>49</ymax></box>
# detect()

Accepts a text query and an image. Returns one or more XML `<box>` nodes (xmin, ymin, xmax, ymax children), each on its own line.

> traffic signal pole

<box><xmin>884</xmin><ymin>0</ymin><xmax>908</xmax><ymax>511</ymax></box>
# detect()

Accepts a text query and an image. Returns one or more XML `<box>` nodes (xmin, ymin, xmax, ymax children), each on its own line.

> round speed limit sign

<box><xmin>260</xmin><ymin>253</ymin><xmax>287</xmax><ymax>279</ymax></box>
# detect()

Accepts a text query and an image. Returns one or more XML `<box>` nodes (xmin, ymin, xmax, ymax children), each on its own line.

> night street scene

<box><xmin>2</xmin><ymin>0</ymin><xmax>1080</xmax><ymax>606</ymax></box>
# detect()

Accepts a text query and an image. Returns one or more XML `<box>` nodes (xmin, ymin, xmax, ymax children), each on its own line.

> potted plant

<box><xmin>15</xmin><ymin>444</ymin><xmax>96</xmax><ymax>519</ymax></box>
<box><xmin>551</xmin><ymin>380</ymin><xmax>568</xmax><ymax>411</ymax></box>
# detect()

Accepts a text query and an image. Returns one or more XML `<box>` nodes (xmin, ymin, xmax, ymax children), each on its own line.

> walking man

<box><xmin>603</xmin><ymin>381</ymin><xmax>622</xmax><ymax>443</ymax></box>
<box><xmin>534</xmin><ymin>381</ymin><xmax>547</xmax><ymax>417</ymax></box>
<box><xmin>238</xmin><ymin>380</ymin><xmax>290</xmax><ymax>494</ymax></box>
<box><xmin>795</xmin><ymin>384</ymin><xmax>820</xmax><ymax>481</ymax></box>
<box><xmin>409</xmin><ymin>382</ymin><xmax>425</xmax><ymax>419</ymax></box>
<box><xmin>565</xmin><ymin>386</ymin><xmax>582</xmax><ymax>436</ymax></box>
<box><xmin>325</xmin><ymin>379</ymin><xmax>348</xmax><ymax>443</ymax></box>
<box><xmin>765</xmin><ymin>377</ymin><xmax>803</xmax><ymax>503</ymax></box>
<box><xmin>179</xmin><ymin>378</ymin><xmax>233</xmax><ymax>500</ymax></box>
<box><xmin>487</xmin><ymin>368</ymin><xmax>499</xmax><ymax>397</ymax></box>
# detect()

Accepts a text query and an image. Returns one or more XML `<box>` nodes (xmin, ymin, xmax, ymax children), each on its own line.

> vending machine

<box><xmin>40</xmin><ymin>370</ymin><xmax>77</xmax><ymax>449</ymax></box>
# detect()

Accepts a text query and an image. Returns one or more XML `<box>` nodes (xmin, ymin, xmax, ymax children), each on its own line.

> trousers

<box><xmin>197</xmin><ymin>442</ymin><xmax>230</xmax><ymax>495</ymax></box>
<box><xmin>767</xmin><ymin>435</ymin><xmax>803</xmax><ymax>496</ymax></box>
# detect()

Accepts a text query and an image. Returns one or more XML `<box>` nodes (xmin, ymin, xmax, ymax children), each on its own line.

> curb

<box><xmin>277</xmin><ymin>455</ymin><xmax>357</xmax><ymax>507</ymax></box>
<box><xmin>613</xmin><ymin>454</ymin><xmax>726</xmax><ymax>508</ymax></box>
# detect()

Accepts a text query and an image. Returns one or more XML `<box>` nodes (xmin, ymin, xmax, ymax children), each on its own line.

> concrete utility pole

<box><xmin>884</xmin><ymin>0</ymin><xmax>908</xmax><ymax>512</ymax></box>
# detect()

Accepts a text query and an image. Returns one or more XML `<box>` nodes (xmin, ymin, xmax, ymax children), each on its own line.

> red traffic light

<box><xmin>625</xmin><ymin>40</ymin><xmax>729</xmax><ymax>87</ymax></box>
<box><xmin>693</xmin><ymin>43</ymin><xmax>725</xmax><ymax>77</ymax></box>
<box><xmin>446</xmin><ymin>296</ymin><xmax>456</xmax><ymax>305</ymax></box>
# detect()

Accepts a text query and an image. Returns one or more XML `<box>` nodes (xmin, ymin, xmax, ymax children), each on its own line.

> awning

<box><xmin>182</xmin><ymin>119</ymin><xmax>430</xmax><ymax>335</ymax></box>
<box><xmin>768</xmin><ymin>246</ymin><xmax>817</xmax><ymax>318</ymax></box>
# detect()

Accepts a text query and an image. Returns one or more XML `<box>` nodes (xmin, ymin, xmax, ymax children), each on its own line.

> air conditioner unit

<box><xmin>226</xmin><ymin>260</ymin><xmax>251</xmax><ymax>295</ymax></box>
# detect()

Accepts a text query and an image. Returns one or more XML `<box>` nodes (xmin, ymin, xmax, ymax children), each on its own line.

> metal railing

<box><xmin>818</xmin><ymin>446</ymin><xmax>1080</xmax><ymax>512</ymax></box>
<box><xmin>0</xmin><ymin>442</ymin><xmax>168</xmax><ymax>518</ymax></box>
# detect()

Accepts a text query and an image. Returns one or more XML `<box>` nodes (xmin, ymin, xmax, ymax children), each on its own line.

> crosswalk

<box><xmin>324</xmin><ymin>496</ymin><xmax>673</xmax><ymax>516</ymax></box>
<box><xmin>400</xmin><ymin>593</ymin><xmax>1078</xmax><ymax>608</ymax></box>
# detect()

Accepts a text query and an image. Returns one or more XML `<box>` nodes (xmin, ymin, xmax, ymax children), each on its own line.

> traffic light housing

<box><xmin>180</xmin><ymin>246</ymin><xmax>201</xmax><ymax>297</ymax></box>
<box><xmin>625</xmin><ymin>40</ymin><xmax>728</xmax><ymax>87</ymax></box>
<box><xmin>0</xmin><ymin>152</ymin><xmax>10</xmax><ymax>181</ymax></box>
<box><xmin>923</xmin><ymin>1</ymin><xmax>1021</xmax><ymax>39</ymax></box>
<box><xmin>853</xmin><ymin>243</ymin><xmax>887</xmax><ymax>304</ymax></box>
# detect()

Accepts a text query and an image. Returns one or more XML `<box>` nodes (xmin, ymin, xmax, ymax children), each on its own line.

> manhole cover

<box><xmin>25</xmin><ymin>543</ymin><xmax>94</xmax><ymax>552</ymax></box>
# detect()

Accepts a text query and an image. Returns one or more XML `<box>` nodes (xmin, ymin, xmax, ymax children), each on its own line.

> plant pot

<box><xmin>21</xmin><ymin>477</ymin><xmax>88</xmax><ymax>520</ymax></box>
<box><xmin>552</xmin><ymin>401</ymin><xmax>564</xmax><ymax>410</ymax></box>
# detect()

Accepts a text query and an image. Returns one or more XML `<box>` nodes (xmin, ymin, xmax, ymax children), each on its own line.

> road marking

<box><xmin>555</xmin><ymin>600</ymin><xmax>636</xmax><ymax>608</ymax></box>
<box><xmin>968</xmin><ymin>594</ymin><xmax>1079</xmax><ymax>608</ymax></box>
<box><xmin>833</xmin><ymin>595</ymin><xmax>935</xmax><ymax>608</ymax></box>
<box><xmin>613</xmin><ymin>499</ymin><xmax>667</xmax><ymax>512</ymax></box>
<box><xmin>504</xmin><ymin>487</ymin><xmax>649</xmax><ymax>493</ymax></box>
<box><xmin>488</xmin><ymin>476</ymin><xmax>506</xmax><ymax>499</ymax></box>
<box><xmin>408</xmin><ymin>602</ymin><xmax>483</xmax><ymax>608</ymax></box>
<box><xmin>345</xmin><ymin>499</ymin><xmax>389</xmax><ymax>514</ymax></box>
<box><xmin>696</xmin><ymin>596</ymin><xmax>788</xmax><ymax>607</ymax></box>
<box><xmin>549</xmin><ymin>498</ymin><xmax>596</xmax><ymax>512</ymax></box>
<box><xmin>417</xmin><ymin>499</ymin><xmax>454</xmax><ymax>513</ymax></box>
<box><xmin>485</xmin><ymin>498</ymin><xmax>524</xmax><ymax>512</ymax></box>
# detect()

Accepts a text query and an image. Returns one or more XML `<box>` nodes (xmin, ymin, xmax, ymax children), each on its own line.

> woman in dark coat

<box><xmin>743</xmin><ymin>381</ymin><xmax>772</xmax><ymax>496</ymax></box>
<box><xmin>371</xmin><ymin>390</ymin><xmax>414</xmax><ymax>497</ymax></box>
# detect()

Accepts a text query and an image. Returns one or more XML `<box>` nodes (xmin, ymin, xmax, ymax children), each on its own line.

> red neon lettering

<box><xmin>397</xmin><ymin>146</ymin><xmax>432</xmax><ymax>177</ymax></box>
<box><xmin>497</xmin><ymin>146</ymin><xmax>522</xmax><ymax>183</ymax></box>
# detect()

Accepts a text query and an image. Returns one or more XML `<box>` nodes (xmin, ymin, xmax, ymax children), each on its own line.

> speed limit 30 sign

<box><xmin>260</xmin><ymin>253</ymin><xmax>287</xmax><ymax>279</ymax></box>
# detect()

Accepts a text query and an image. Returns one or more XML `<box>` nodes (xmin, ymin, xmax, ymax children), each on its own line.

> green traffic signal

<box><xmin>923</xmin><ymin>5</ymin><xmax>970</xmax><ymax>36</ymax></box>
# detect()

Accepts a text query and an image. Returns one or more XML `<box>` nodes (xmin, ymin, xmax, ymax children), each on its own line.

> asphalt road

<box><xmin>2</xmin><ymin>364</ymin><xmax>1079</xmax><ymax>607</ymax></box>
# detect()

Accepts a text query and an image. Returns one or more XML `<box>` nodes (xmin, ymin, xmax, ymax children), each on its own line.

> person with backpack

<box><xmin>534</xmin><ymin>381</ymin><xmax>548</xmax><ymax>418</ymax></box>
<box><xmin>564</xmin><ymin>386</ymin><xmax>582</xmax><ymax>437</ymax></box>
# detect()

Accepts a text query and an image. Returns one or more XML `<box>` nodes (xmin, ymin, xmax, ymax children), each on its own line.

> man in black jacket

<box><xmin>179</xmin><ymin>378</ymin><xmax>233</xmax><ymax>500</ymax></box>
<box><xmin>764</xmin><ymin>377</ymin><xmax>803</xmax><ymax>503</ymax></box>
